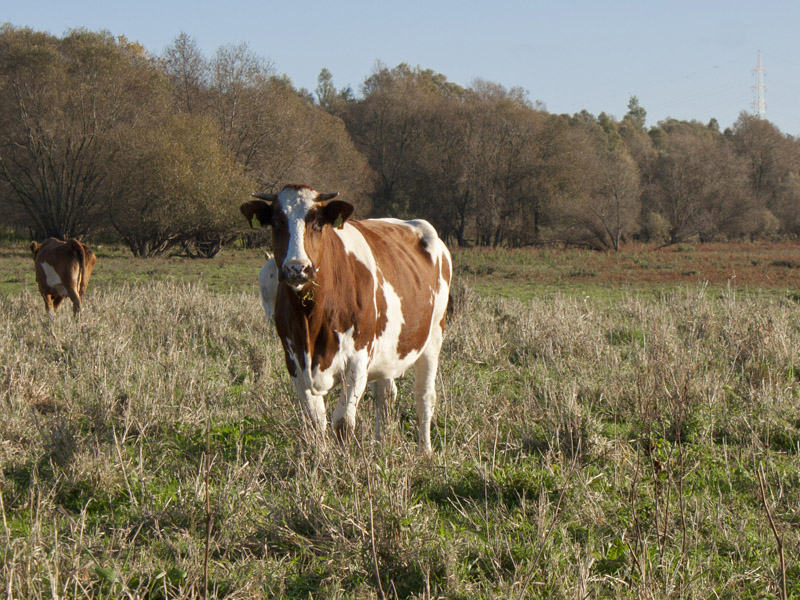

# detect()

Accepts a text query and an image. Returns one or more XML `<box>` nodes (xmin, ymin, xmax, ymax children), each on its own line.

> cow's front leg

<box><xmin>292</xmin><ymin>378</ymin><xmax>327</xmax><ymax>433</ymax></box>
<box><xmin>51</xmin><ymin>295</ymin><xmax>65</xmax><ymax>312</ymax></box>
<box><xmin>332</xmin><ymin>359</ymin><xmax>368</xmax><ymax>442</ymax></box>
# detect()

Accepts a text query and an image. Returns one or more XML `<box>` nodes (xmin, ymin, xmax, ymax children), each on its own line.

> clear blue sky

<box><xmin>6</xmin><ymin>0</ymin><xmax>800</xmax><ymax>135</ymax></box>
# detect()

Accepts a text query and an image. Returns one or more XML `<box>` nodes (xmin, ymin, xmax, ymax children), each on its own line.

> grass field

<box><xmin>1</xmin><ymin>241</ymin><xmax>800</xmax><ymax>598</ymax></box>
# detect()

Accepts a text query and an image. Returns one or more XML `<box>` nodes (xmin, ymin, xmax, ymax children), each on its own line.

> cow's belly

<box><xmin>305</xmin><ymin>347</ymin><xmax>419</xmax><ymax>396</ymax></box>
<box><xmin>367</xmin><ymin>340</ymin><xmax>421</xmax><ymax>381</ymax></box>
<box><xmin>365</xmin><ymin>281</ymin><xmax>431</xmax><ymax>380</ymax></box>
<box><xmin>302</xmin><ymin>327</ymin><xmax>373</xmax><ymax>396</ymax></box>
<box><xmin>301</xmin><ymin>323</ymin><xmax>426</xmax><ymax>396</ymax></box>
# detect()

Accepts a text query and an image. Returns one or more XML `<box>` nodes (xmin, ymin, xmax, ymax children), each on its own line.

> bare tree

<box><xmin>160</xmin><ymin>39</ymin><xmax>373</xmax><ymax>217</ymax></box>
<box><xmin>162</xmin><ymin>31</ymin><xmax>208</xmax><ymax>114</ymax></box>
<box><xmin>0</xmin><ymin>25</ymin><xmax>171</xmax><ymax>238</ymax></box>
<box><xmin>207</xmin><ymin>42</ymin><xmax>276</xmax><ymax>169</ymax></box>
<box><xmin>554</xmin><ymin>115</ymin><xmax>641</xmax><ymax>250</ymax></box>
<box><xmin>107</xmin><ymin>114</ymin><xmax>252</xmax><ymax>256</ymax></box>
<box><xmin>730</xmin><ymin>113</ymin><xmax>800</xmax><ymax>236</ymax></box>
<box><xmin>341</xmin><ymin>65</ymin><xmax>438</xmax><ymax>217</ymax></box>
<box><xmin>645</xmin><ymin>122</ymin><xmax>751</xmax><ymax>244</ymax></box>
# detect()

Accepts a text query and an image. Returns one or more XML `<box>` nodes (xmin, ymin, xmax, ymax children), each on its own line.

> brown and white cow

<box><xmin>241</xmin><ymin>184</ymin><xmax>452</xmax><ymax>454</ymax></box>
<box><xmin>258</xmin><ymin>253</ymin><xmax>400</xmax><ymax>431</ymax></box>
<box><xmin>30</xmin><ymin>238</ymin><xmax>97</xmax><ymax>314</ymax></box>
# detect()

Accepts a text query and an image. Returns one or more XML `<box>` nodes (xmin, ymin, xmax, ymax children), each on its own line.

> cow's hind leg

<box><xmin>370</xmin><ymin>379</ymin><xmax>397</xmax><ymax>444</ymax></box>
<box><xmin>41</xmin><ymin>294</ymin><xmax>54</xmax><ymax>312</ymax></box>
<box><xmin>66</xmin><ymin>285</ymin><xmax>82</xmax><ymax>314</ymax></box>
<box><xmin>413</xmin><ymin>331</ymin><xmax>444</xmax><ymax>456</ymax></box>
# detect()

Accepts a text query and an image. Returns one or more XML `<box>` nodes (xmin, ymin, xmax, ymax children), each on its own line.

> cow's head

<box><xmin>241</xmin><ymin>184</ymin><xmax>354</xmax><ymax>293</ymax></box>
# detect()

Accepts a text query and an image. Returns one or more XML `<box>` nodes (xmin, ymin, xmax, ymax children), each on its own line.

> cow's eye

<box><xmin>312</xmin><ymin>219</ymin><xmax>325</xmax><ymax>231</ymax></box>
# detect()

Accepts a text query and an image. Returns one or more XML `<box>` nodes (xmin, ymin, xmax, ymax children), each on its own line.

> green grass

<box><xmin>1</xmin><ymin>244</ymin><xmax>800</xmax><ymax>597</ymax></box>
<box><xmin>0</xmin><ymin>242</ymin><xmax>265</xmax><ymax>297</ymax></box>
<box><xmin>5</xmin><ymin>240</ymin><xmax>800</xmax><ymax>300</ymax></box>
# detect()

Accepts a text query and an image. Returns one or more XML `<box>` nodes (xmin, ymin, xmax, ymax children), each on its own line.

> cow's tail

<box><xmin>69</xmin><ymin>239</ymin><xmax>88</xmax><ymax>296</ymax></box>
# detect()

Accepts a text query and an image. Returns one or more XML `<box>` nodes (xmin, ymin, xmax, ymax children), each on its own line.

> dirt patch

<box><xmin>454</xmin><ymin>241</ymin><xmax>800</xmax><ymax>298</ymax></box>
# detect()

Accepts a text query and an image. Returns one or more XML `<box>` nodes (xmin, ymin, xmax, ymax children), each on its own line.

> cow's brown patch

<box><xmin>351</xmin><ymin>221</ymin><xmax>440</xmax><ymax>358</ymax></box>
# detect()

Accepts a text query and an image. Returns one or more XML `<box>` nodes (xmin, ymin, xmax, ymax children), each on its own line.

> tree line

<box><xmin>2</xmin><ymin>25</ymin><xmax>799</xmax><ymax>255</ymax></box>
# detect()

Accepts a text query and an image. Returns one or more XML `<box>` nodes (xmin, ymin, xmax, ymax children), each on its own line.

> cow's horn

<box><xmin>251</xmin><ymin>192</ymin><xmax>278</xmax><ymax>202</ymax></box>
<box><xmin>317</xmin><ymin>192</ymin><xmax>339</xmax><ymax>203</ymax></box>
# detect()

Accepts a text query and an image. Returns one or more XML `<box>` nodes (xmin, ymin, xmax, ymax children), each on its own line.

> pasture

<box><xmin>1</xmin><ymin>242</ymin><xmax>800</xmax><ymax>598</ymax></box>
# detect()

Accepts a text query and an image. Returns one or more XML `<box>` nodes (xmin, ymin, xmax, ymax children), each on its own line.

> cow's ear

<box><xmin>240</xmin><ymin>201</ymin><xmax>273</xmax><ymax>229</ymax></box>
<box><xmin>30</xmin><ymin>241</ymin><xmax>41</xmax><ymax>255</ymax></box>
<box><xmin>321</xmin><ymin>201</ymin><xmax>354</xmax><ymax>229</ymax></box>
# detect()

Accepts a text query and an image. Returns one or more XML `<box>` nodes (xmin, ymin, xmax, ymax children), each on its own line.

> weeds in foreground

<box><xmin>1</xmin><ymin>282</ymin><xmax>799</xmax><ymax>598</ymax></box>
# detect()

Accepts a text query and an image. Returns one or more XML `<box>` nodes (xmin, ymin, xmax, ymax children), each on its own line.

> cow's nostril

<box><xmin>282</xmin><ymin>262</ymin><xmax>314</xmax><ymax>283</ymax></box>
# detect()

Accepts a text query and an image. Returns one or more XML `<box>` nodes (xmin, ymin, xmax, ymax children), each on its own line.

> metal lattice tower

<box><xmin>751</xmin><ymin>50</ymin><xmax>767</xmax><ymax>118</ymax></box>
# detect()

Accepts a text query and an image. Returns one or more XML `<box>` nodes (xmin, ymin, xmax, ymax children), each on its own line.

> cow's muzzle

<box><xmin>281</xmin><ymin>260</ymin><xmax>316</xmax><ymax>287</ymax></box>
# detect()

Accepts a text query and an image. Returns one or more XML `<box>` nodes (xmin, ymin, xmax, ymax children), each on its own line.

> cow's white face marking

<box><xmin>278</xmin><ymin>187</ymin><xmax>317</xmax><ymax>291</ymax></box>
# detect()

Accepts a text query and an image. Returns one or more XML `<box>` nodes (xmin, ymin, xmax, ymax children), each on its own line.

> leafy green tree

<box><xmin>623</xmin><ymin>95</ymin><xmax>647</xmax><ymax>130</ymax></box>
<box><xmin>618</xmin><ymin>101</ymin><xmax>656</xmax><ymax>237</ymax></box>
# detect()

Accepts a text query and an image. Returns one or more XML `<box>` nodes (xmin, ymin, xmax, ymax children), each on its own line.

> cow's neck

<box><xmin>278</xmin><ymin>229</ymin><xmax>350</xmax><ymax>370</ymax></box>
<box><xmin>305</xmin><ymin>228</ymin><xmax>349</xmax><ymax>326</ymax></box>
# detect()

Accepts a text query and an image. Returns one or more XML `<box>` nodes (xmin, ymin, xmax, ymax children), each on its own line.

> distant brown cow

<box><xmin>30</xmin><ymin>238</ymin><xmax>97</xmax><ymax>314</ymax></box>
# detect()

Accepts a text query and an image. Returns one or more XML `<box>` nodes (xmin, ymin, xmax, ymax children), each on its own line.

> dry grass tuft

<box><xmin>1</xmin><ymin>278</ymin><xmax>799</xmax><ymax>598</ymax></box>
